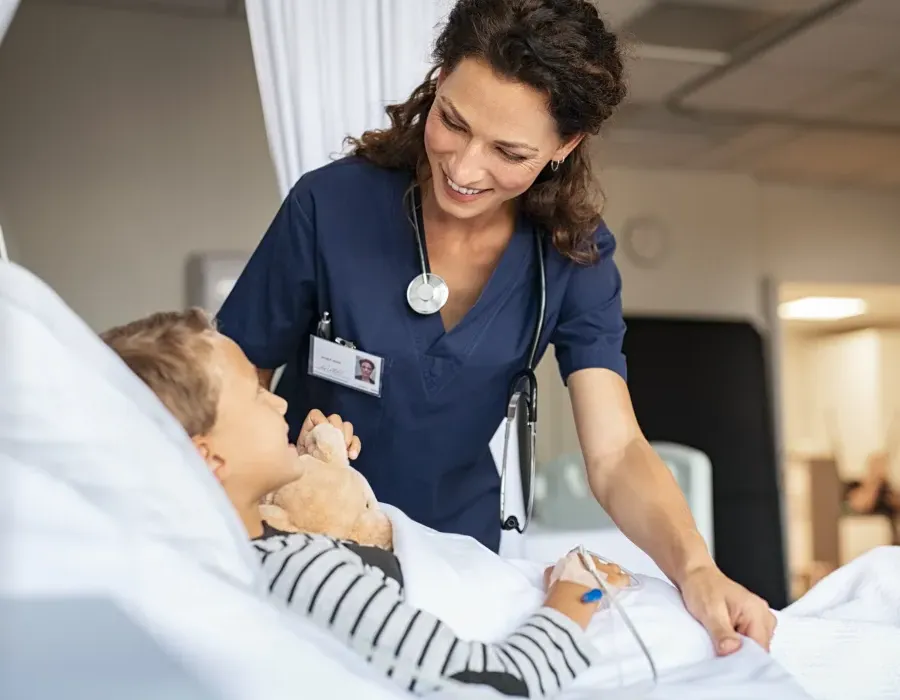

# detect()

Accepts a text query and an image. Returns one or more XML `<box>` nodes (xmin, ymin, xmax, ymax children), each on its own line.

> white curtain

<box><xmin>245</xmin><ymin>0</ymin><xmax>451</xmax><ymax>197</ymax></box>
<box><xmin>0</xmin><ymin>0</ymin><xmax>17</xmax><ymax>44</ymax></box>
<box><xmin>0</xmin><ymin>0</ymin><xmax>21</xmax><ymax>262</ymax></box>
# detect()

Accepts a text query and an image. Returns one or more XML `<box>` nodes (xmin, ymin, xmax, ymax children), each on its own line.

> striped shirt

<box><xmin>253</xmin><ymin>532</ymin><xmax>600</xmax><ymax>698</ymax></box>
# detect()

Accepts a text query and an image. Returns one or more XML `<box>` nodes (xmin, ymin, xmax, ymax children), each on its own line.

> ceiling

<box><xmin>593</xmin><ymin>0</ymin><xmax>900</xmax><ymax>189</ymax></box>
<box><xmin>780</xmin><ymin>281</ymin><xmax>900</xmax><ymax>333</ymax></box>
<box><xmin>33</xmin><ymin>0</ymin><xmax>900</xmax><ymax>190</ymax></box>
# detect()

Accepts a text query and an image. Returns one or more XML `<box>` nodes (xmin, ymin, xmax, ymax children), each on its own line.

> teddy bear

<box><xmin>259</xmin><ymin>422</ymin><xmax>394</xmax><ymax>550</ymax></box>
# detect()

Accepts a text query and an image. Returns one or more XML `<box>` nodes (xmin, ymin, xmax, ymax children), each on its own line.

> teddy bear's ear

<box><xmin>307</xmin><ymin>423</ymin><xmax>350</xmax><ymax>467</ymax></box>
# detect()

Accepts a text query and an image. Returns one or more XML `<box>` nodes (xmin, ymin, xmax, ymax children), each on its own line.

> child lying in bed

<box><xmin>101</xmin><ymin>308</ymin><xmax>611</xmax><ymax>699</ymax></box>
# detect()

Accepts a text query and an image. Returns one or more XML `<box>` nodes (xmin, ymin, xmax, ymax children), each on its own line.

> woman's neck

<box><xmin>419</xmin><ymin>174</ymin><xmax>516</xmax><ymax>242</ymax></box>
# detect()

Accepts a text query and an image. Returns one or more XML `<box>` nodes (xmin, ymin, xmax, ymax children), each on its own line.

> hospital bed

<box><xmin>2</xmin><ymin>259</ymin><xmax>898</xmax><ymax>700</ymax></box>
<box><xmin>520</xmin><ymin>445</ymin><xmax>713</xmax><ymax>581</ymax></box>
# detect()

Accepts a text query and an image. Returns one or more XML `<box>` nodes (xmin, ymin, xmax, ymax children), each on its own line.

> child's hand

<box><xmin>298</xmin><ymin>409</ymin><xmax>362</xmax><ymax>459</ymax></box>
<box><xmin>542</xmin><ymin>552</ymin><xmax>630</xmax><ymax>591</ymax></box>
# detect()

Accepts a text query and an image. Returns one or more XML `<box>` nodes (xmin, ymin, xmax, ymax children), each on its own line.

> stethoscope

<box><xmin>405</xmin><ymin>185</ymin><xmax>547</xmax><ymax>534</ymax></box>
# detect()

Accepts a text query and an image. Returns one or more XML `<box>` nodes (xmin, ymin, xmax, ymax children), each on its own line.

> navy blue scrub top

<box><xmin>216</xmin><ymin>157</ymin><xmax>627</xmax><ymax>552</ymax></box>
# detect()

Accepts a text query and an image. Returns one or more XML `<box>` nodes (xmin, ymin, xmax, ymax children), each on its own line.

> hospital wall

<box><xmin>3</xmin><ymin>2</ymin><xmax>900</xmax><ymax>461</ymax></box>
<box><xmin>0</xmin><ymin>1</ymin><xmax>281</xmax><ymax>331</ymax></box>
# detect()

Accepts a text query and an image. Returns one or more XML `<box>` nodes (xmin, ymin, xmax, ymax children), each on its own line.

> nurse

<box><xmin>217</xmin><ymin>0</ymin><xmax>776</xmax><ymax>654</ymax></box>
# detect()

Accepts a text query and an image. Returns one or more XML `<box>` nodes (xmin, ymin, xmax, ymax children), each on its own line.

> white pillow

<box><xmin>0</xmin><ymin>261</ymin><xmax>259</xmax><ymax>589</ymax></box>
<box><xmin>0</xmin><ymin>453</ymin><xmax>424</xmax><ymax>700</ymax></box>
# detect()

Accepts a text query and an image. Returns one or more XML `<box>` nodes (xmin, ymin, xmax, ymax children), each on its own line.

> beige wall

<box><xmin>0</xmin><ymin>2</ymin><xmax>279</xmax><ymax>331</ymax></box>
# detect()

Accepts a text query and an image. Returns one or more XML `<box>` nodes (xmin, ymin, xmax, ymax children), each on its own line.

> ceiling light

<box><xmin>778</xmin><ymin>296</ymin><xmax>867</xmax><ymax>321</ymax></box>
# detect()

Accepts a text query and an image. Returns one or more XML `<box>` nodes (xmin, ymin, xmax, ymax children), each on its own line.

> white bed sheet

<box><xmin>389</xmin><ymin>503</ymin><xmax>900</xmax><ymax>700</ymax></box>
<box><xmin>387</xmin><ymin>504</ymin><xmax>813</xmax><ymax>699</ymax></box>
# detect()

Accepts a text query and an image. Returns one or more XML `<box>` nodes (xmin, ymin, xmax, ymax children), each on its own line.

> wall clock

<box><xmin>621</xmin><ymin>216</ymin><xmax>670</xmax><ymax>269</ymax></box>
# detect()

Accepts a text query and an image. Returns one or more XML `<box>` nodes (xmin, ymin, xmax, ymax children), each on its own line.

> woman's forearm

<box><xmin>586</xmin><ymin>437</ymin><xmax>713</xmax><ymax>587</ymax></box>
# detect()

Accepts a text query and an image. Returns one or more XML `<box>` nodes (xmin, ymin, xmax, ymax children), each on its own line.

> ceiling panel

<box><xmin>682</xmin><ymin>62</ymin><xmax>832</xmax><ymax>113</ymax></box>
<box><xmin>837</xmin><ymin>0</ymin><xmax>900</xmax><ymax>22</ymax></box>
<box><xmin>608</xmin><ymin>102</ymin><xmax>746</xmax><ymax>141</ymax></box>
<box><xmin>752</xmin><ymin>12</ymin><xmax>900</xmax><ymax>73</ymax></box>
<box><xmin>687</xmin><ymin>124</ymin><xmax>799</xmax><ymax>168</ymax></box>
<box><xmin>665</xmin><ymin>0</ymin><xmax>828</xmax><ymax>11</ymax></box>
<box><xmin>592</xmin><ymin>0</ymin><xmax>655</xmax><ymax>30</ymax></box>
<box><xmin>623</xmin><ymin>56</ymin><xmax>711</xmax><ymax>103</ymax></box>
<box><xmin>788</xmin><ymin>74</ymin><xmax>894</xmax><ymax>120</ymax></box>
<box><xmin>594</xmin><ymin>128</ymin><xmax>717</xmax><ymax>167</ymax></box>
<box><xmin>620</xmin><ymin>1</ymin><xmax>788</xmax><ymax>53</ymax></box>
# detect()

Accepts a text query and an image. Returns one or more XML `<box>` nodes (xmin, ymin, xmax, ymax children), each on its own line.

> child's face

<box><xmin>193</xmin><ymin>333</ymin><xmax>300</xmax><ymax>499</ymax></box>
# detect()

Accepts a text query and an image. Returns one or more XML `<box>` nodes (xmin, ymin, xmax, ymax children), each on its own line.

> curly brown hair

<box><xmin>345</xmin><ymin>0</ymin><xmax>627</xmax><ymax>264</ymax></box>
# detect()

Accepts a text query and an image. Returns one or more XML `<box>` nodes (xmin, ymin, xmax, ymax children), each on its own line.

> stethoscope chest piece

<box><xmin>406</xmin><ymin>272</ymin><xmax>449</xmax><ymax>315</ymax></box>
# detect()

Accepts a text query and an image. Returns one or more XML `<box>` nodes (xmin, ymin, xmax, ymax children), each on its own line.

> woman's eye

<box><xmin>499</xmin><ymin>150</ymin><xmax>527</xmax><ymax>163</ymax></box>
<box><xmin>439</xmin><ymin>112</ymin><xmax>464</xmax><ymax>132</ymax></box>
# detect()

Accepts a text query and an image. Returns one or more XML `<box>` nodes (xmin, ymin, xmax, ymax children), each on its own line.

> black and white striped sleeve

<box><xmin>254</xmin><ymin>533</ymin><xmax>600</xmax><ymax>698</ymax></box>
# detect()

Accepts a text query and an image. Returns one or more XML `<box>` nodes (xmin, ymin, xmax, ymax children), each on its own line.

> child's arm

<box><xmin>253</xmin><ymin>534</ymin><xmax>601</xmax><ymax>698</ymax></box>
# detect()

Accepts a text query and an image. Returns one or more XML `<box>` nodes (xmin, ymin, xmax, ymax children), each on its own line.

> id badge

<box><xmin>308</xmin><ymin>335</ymin><xmax>383</xmax><ymax>397</ymax></box>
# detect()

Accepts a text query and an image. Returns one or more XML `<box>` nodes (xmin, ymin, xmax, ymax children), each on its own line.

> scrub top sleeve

<box><xmin>215</xmin><ymin>183</ymin><xmax>317</xmax><ymax>370</ymax></box>
<box><xmin>551</xmin><ymin>222</ymin><xmax>628</xmax><ymax>384</ymax></box>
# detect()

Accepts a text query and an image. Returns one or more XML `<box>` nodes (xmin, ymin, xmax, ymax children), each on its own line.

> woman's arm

<box><xmin>550</xmin><ymin>224</ymin><xmax>773</xmax><ymax>654</ymax></box>
<box><xmin>567</xmin><ymin>369</ymin><xmax>776</xmax><ymax>654</ymax></box>
<box><xmin>567</xmin><ymin>368</ymin><xmax>712</xmax><ymax>584</ymax></box>
<box><xmin>253</xmin><ymin>533</ymin><xmax>600</xmax><ymax>698</ymax></box>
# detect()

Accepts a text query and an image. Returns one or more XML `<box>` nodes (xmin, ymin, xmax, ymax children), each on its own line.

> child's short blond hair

<box><xmin>101</xmin><ymin>308</ymin><xmax>220</xmax><ymax>437</ymax></box>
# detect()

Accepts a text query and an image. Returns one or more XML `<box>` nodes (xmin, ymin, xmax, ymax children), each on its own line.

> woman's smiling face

<box><xmin>423</xmin><ymin>57</ymin><xmax>580</xmax><ymax>221</ymax></box>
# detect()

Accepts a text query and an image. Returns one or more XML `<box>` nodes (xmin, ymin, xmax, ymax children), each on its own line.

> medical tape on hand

<box><xmin>577</xmin><ymin>545</ymin><xmax>659</xmax><ymax>689</ymax></box>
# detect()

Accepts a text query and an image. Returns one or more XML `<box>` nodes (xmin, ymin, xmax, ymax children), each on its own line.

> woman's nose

<box><xmin>449</xmin><ymin>143</ymin><xmax>486</xmax><ymax>186</ymax></box>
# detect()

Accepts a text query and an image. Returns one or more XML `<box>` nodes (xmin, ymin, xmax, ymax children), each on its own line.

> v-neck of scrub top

<box><xmin>403</xmin><ymin>181</ymin><xmax>534</xmax><ymax>397</ymax></box>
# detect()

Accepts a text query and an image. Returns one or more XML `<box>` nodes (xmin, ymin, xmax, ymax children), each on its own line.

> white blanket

<box><xmin>387</xmin><ymin>504</ymin><xmax>900</xmax><ymax>699</ymax></box>
<box><xmin>770</xmin><ymin>546</ymin><xmax>900</xmax><ymax>700</ymax></box>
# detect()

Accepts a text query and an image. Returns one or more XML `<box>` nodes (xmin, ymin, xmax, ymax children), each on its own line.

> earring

<box><xmin>550</xmin><ymin>159</ymin><xmax>563</xmax><ymax>172</ymax></box>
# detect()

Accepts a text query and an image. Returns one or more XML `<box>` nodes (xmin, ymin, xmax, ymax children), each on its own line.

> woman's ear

<box><xmin>192</xmin><ymin>435</ymin><xmax>227</xmax><ymax>482</ymax></box>
<box><xmin>553</xmin><ymin>133</ymin><xmax>585</xmax><ymax>163</ymax></box>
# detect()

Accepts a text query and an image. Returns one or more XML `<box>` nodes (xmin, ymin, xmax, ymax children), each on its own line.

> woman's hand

<box><xmin>679</xmin><ymin>564</ymin><xmax>776</xmax><ymax>655</ymax></box>
<box><xmin>298</xmin><ymin>409</ymin><xmax>361</xmax><ymax>460</ymax></box>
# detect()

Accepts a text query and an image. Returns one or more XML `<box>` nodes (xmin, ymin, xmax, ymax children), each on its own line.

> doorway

<box><xmin>775</xmin><ymin>282</ymin><xmax>900</xmax><ymax>600</ymax></box>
